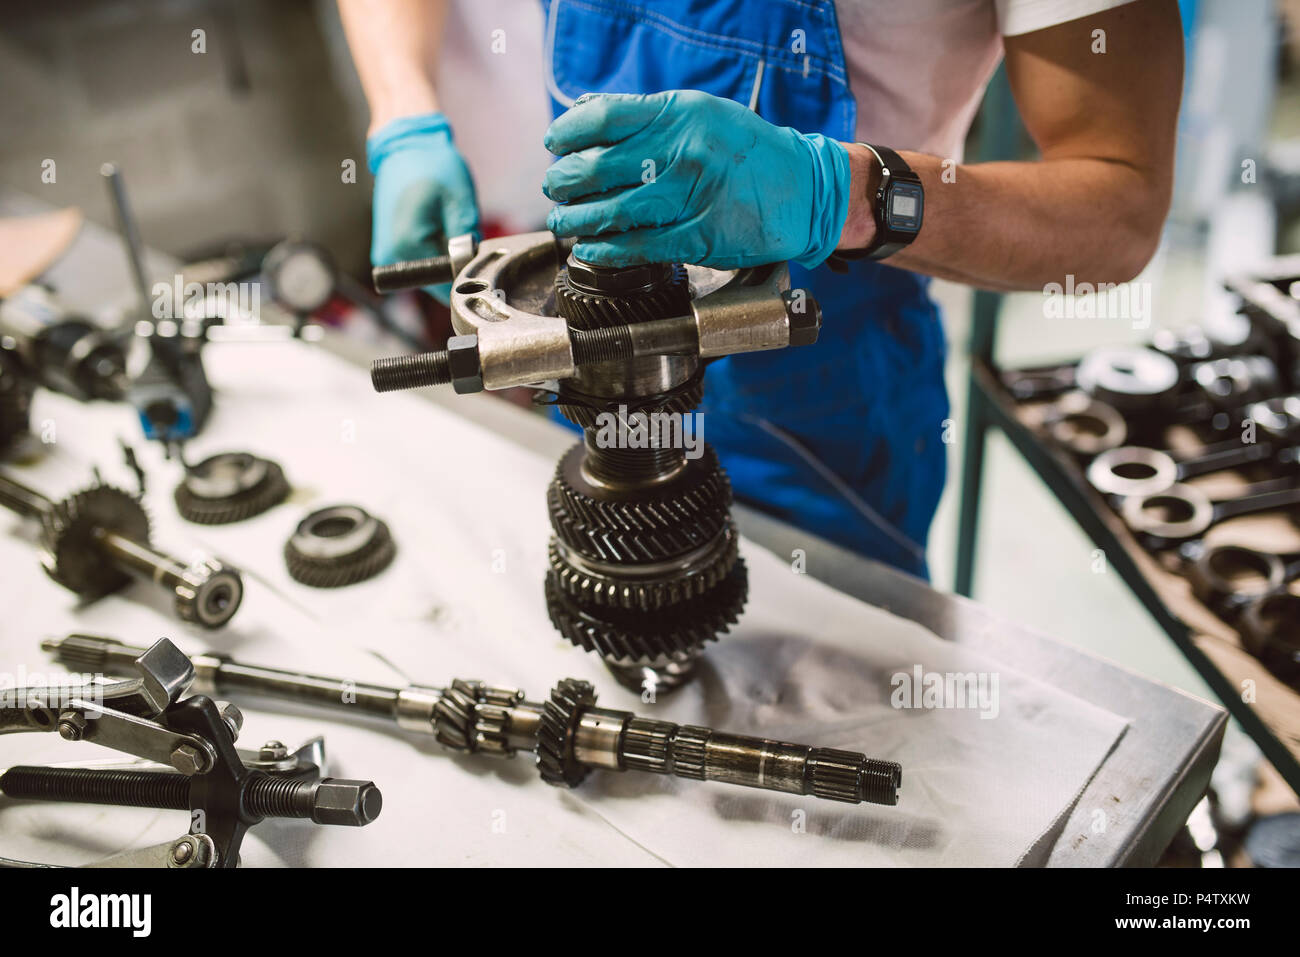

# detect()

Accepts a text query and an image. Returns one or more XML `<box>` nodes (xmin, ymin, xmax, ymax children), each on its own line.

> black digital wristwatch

<box><xmin>859</xmin><ymin>143</ymin><xmax>923</xmax><ymax>260</ymax></box>
<box><xmin>827</xmin><ymin>143</ymin><xmax>924</xmax><ymax>270</ymax></box>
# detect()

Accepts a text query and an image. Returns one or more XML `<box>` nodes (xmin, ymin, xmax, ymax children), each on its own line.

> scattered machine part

<box><xmin>45</xmin><ymin>634</ymin><xmax>903</xmax><ymax>808</ymax></box>
<box><xmin>1120</xmin><ymin>476</ymin><xmax>1300</xmax><ymax>549</ymax></box>
<box><xmin>1075</xmin><ymin>345</ymin><xmax>1180</xmax><ymax>414</ymax></box>
<box><xmin>1238</xmin><ymin>592</ymin><xmax>1300</xmax><ymax>687</ymax></box>
<box><xmin>0</xmin><ymin>285</ymin><xmax>129</xmax><ymax>402</ymax></box>
<box><xmin>0</xmin><ymin>471</ymin><xmax>242</xmax><ymax>627</ymax></box>
<box><xmin>0</xmin><ymin>349</ymin><xmax>34</xmax><ymax>455</ymax></box>
<box><xmin>369</xmin><ymin>232</ymin><xmax>821</xmax><ymax>691</ymax></box>
<box><xmin>262</xmin><ymin>239</ymin><xmax>338</xmax><ymax>323</ymax></box>
<box><xmin>284</xmin><ymin>504</ymin><xmax>395</xmax><ymax>587</ymax></box>
<box><xmin>174</xmin><ymin>450</ymin><xmax>290</xmax><ymax>524</ymax></box>
<box><xmin>1</xmin><ymin>638</ymin><xmax>382</xmax><ymax>868</ymax></box>
<box><xmin>1087</xmin><ymin>437</ymin><xmax>1293</xmax><ymax>500</ymax></box>
<box><xmin>129</xmin><ymin>318</ymin><xmax>214</xmax><ymax>446</ymax></box>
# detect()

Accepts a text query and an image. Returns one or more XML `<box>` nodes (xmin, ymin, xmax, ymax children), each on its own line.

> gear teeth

<box><xmin>433</xmin><ymin>679</ymin><xmax>479</xmax><ymax>752</ymax></box>
<box><xmin>283</xmin><ymin>508</ymin><xmax>396</xmax><ymax>588</ymax></box>
<box><xmin>544</xmin><ymin>558</ymin><xmax>748</xmax><ymax>664</ymax></box>
<box><xmin>554</xmin><ymin>265</ymin><xmax>691</xmax><ymax>332</ymax></box>
<box><xmin>536</xmin><ymin>678</ymin><xmax>597</xmax><ymax>788</ymax></box>
<box><xmin>547</xmin><ymin>527</ymin><xmax>739</xmax><ymax>612</ymax></box>
<box><xmin>174</xmin><ymin>453</ymin><xmax>290</xmax><ymax>525</ymax></box>
<box><xmin>548</xmin><ymin>443</ymin><xmax>732</xmax><ymax>564</ymax></box>
<box><xmin>40</xmin><ymin>484</ymin><xmax>150</xmax><ymax>597</ymax></box>
<box><xmin>433</xmin><ymin>681</ymin><xmax>523</xmax><ymax>757</ymax></box>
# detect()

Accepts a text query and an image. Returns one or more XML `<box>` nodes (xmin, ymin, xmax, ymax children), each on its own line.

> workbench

<box><xmin>0</xmin><ymin>192</ymin><xmax>1226</xmax><ymax>866</ymax></box>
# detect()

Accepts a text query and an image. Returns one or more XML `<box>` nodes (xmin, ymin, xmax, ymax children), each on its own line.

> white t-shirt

<box><xmin>834</xmin><ymin>0</ymin><xmax>1140</xmax><ymax>160</ymax></box>
<box><xmin>435</xmin><ymin>0</ymin><xmax>1141</xmax><ymax>224</ymax></box>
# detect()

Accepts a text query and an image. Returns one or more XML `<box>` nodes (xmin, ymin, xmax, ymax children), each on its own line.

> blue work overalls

<box><xmin>541</xmin><ymin>0</ymin><xmax>949</xmax><ymax>578</ymax></box>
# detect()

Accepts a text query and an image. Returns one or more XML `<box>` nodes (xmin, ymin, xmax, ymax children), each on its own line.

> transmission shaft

<box><xmin>44</xmin><ymin>634</ymin><xmax>901</xmax><ymax>807</ymax></box>
<box><xmin>0</xmin><ymin>473</ymin><xmax>242</xmax><ymax>627</ymax></box>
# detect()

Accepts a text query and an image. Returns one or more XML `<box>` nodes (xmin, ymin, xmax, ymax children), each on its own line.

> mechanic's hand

<box><xmin>543</xmin><ymin>90</ymin><xmax>850</xmax><ymax>270</ymax></box>
<box><xmin>367</xmin><ymin>113</ymin><xmax>480</xmax><ymax>303</ymax></box>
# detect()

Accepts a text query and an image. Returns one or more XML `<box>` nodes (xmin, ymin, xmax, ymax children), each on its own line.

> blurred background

<box><xmin>2</xmin><ymin>0</ymin><xmax>1298</xmax><ymax>866</ymax></box>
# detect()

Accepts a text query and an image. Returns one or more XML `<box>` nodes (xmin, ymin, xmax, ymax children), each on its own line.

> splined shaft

<box><xmin>43</xmin><ymin>635</ymin><xmax>902</xmax><ymax>807</ymax></box>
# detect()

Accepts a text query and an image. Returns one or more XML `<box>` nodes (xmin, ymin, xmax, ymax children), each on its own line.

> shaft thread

<box><xmin>0</xmin><ymin>766</ymin><xmax>189</xmax><ymax>810</ymax></box>
<box><xmin>371</xmin><ymin>352</ymin><xmax>452</xmax><ymax>393</ymax></box>
<box><xmin>244</xmin><ymin>776</ymin><xmax>314</xmax><ymax>819</ymax></box>
<box><xmin>571</xmin><ymin>326</ymin><xmax>635</xmax><ymax>365</ymax></box>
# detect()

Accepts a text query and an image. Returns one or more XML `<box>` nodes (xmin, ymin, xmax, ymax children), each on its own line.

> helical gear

<box><xmin>174</xmin><ymin>451</ymin><xmax>290</xmax><ymax>525</ymax></box>
<box><xmin>544</xmin><ymin>557</ymin><xmax>748</xmax><ymax>664</ymax></box>
<box><xmin>433</xmin><ymin>680</ymin><xmax>524</xmax><ymax>758</ymax></box>
<box><xmin>284</xmin><ymin>505</ymin><xmax>396</xmax><ymax>588</ymax></box>
<box><xmin>547</xmin><ymin>525</ymin><xmax>740</xmax><ymax>612</ymax></box>
<box><xmin>536</xmin><ymin>678</ymin><xmax>598</xmax><ymax>788</ymax></box>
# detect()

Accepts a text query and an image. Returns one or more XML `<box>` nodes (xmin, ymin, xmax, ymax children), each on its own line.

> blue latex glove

<box><xmin>543</xmin><ymin>91</ymin><xmax>850</xmax><ymax>270</ymax></box>
<box><xmin>367</xmin><ymin>113</ymin><xmax>480</xmax><ymax>303</ymax></box>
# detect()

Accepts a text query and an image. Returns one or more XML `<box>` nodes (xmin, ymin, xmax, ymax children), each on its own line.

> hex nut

<box><xmin>447</xmin><ymin>335</ymin><xmax>484</xmax><ymax>394</ymax></box>
<box><xmin>784</xmin><ymin>289</ymin><xmax>821</xmax><ymax>348</ymax></box>
<box><xmin>170</xmin><ymin>743</ymin><xmax>210</xmax><ymax>775</ymax></box>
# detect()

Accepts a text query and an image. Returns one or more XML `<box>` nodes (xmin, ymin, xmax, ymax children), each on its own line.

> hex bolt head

<box><xmin>783</xmin><ymin>289</ymin><xmax>821</xmax><ymax>347</ymax></box>
<box><xmin>57</xmin><ymin>711</ymin><xmax>88</xmax><ymax>741</ymax></box>
<box><xmin>311</xmin><ymin>779</ymin><xmax>383</xmax><ymax>827</ymax></box>
<box><xmin>215</xmin><ymin>700</ymin><xmax>243</xmax><ymax>741</ymax></box>
<box><xmin>259</xmin><ymin>740</ymin><xmax>289</xmax><ymax>761</ymax></box>
<box><xmin>170</xmin><ymin>743</ymin><xmax>210</xmax><ymax>775</ymax></box>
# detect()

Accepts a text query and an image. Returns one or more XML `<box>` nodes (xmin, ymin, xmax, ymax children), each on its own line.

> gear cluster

<box><xmin>544</xmin><ymin>255</ymin><xmax>749</xmax><ymax>691</ymax></box>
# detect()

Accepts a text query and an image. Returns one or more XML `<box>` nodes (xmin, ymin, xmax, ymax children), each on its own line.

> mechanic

<box><xmin>339</xmin><ymin>0</ymin><xmax>1182</xmax><ymax>578</ymax></box>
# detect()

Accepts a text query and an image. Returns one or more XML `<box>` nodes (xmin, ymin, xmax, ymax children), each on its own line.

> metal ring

<box><xmin>1187</xmin><ymin>543</ymin><xmax>1285</xmax><ymax>609</ymax></box>
<box><xmin>1087</xmin><ymin>446</ymin><xmax>1179</xmax><ymax>498</ymax></box>
<box><xmin>1041</xmin><ymin>391</ymin><xmax>1127</xmax><ymax>457</ymax></box>
<box><xmin>1076</xmin><ymin>346</ymin><xmax>1179</xmax><ymax>412</ymax></box>
<box><xmin>289</xmin><ymin>505</ymin><xmax>379</xmax><ymax>561</ymax></box>
<box><xmin>1121</xmin><ymin>482</ymin><xmax>1215</xmax><ymax>541</ymax></box>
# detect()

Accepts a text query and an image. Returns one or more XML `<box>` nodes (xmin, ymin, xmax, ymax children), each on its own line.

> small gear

<box><xmin>40</xmin><ymin>485</ymin><xmax>150</xmax><ymax>597</ymax></box>
<box><xmin>536</xmin><ymin>678</ymin><xmax>597</xmax><ymax>788</ymax></box>
<box><xmin>174</xmin><ymin>452</ymin><xmax>290</xmax><ymax>525</ymax></box>
<box><xmin>545</xmin><ymin>557</ymin><xmax>748</xmax><ymax>664</ymax></box>
<box><xmin>284</xmin><ymin>504</ymin><xmax>395</xmax><ymax>588</ymax></box>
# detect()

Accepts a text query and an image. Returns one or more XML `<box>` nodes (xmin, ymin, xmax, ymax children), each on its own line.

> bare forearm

<box><xmin>837</xmin><ymin>144</ymin><xmax>1170</xmax><ymax>292</ymax></box>
<box><xmin>338</xmin><ymin>0</ymin><xmax>448</xmax><ymax>134</ymax></box>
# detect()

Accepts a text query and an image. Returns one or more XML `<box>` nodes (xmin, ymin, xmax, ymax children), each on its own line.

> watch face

<box><xmin>885</xmin><ymin>181</ymin><xmax>923</xmax><ymax>233</ymax></box>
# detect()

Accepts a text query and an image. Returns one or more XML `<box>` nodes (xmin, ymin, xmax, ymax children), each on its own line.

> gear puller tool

<box><xmin>1</xmin><ymin>638</ymin><xmax>383</xmax><ymax>868</ymax></box>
